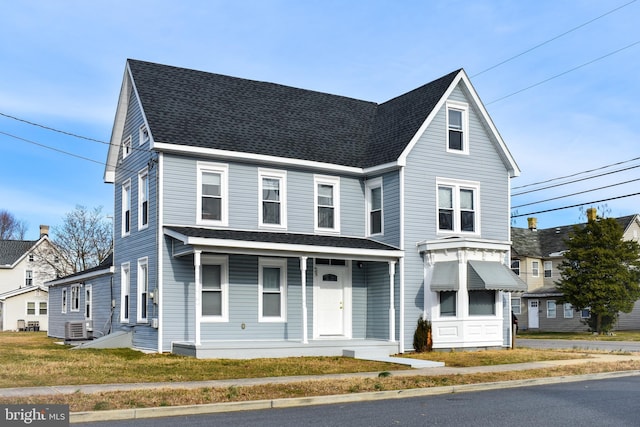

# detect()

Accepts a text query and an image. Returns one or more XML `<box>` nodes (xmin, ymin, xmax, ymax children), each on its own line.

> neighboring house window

<box><xmin>532</xmin><ymin>261</ymin><xmax>539</xmax><ymax>277</ymax></box>
<box><xmin>25</xmin><ymin>270</ymin><xmax>33</xmax><ymax>287</ymax></box>
<box><xmin>511</xmin><ymin>260</ymin><xmax>520</xmax><ymax>276</ymax></box>
<box><xmin>28</xmin><ymin>254</ymin><xmax>34</xmax><ymax>262</ymax></box>
<box><xmin>27</xmin><ymin>302</ymin><xmax>36</xmax><ymax>315</ymax></box>
<box><xmin>564</xmin><ymin>303</ymin><xmax>574</xmax><ymax>318</ymax></box>
<box><xmin>581</xmin><ymin>308</ymin><xmax>591</xmax><ymax>319</ymax></box>
<box><xmin>547</xmin><ymin>300</ymin><xmax>556</xmax><ymax>318</ymax></box>
<box><xmin>122</xmin><ymin>136</ymin><xmax>132</xmax><ymax>159</ymax></box>
<box><xmin>446</xmin><ymin>101</ymin><xmax>469</xmax><ymax>154</ymax></box>
<box><xmin>437</xmin><ymin>179</ymin><xmax>479</xmax><ymax>234</ymax></box>
<box><xmin>121</xmin><ymin>263</ymin><xmax>130</xmax><ymax>322</ymax></box>
<box><xmin>511</xmin><ymin>297</ymin><xmax>521</xmax><ymax>315</ymax></box>
<box><xmin>70</xmin><ymin>285</ymin><xmax>80</xmax><ymax>312</ymax></box>
<box><xmin>366</xmin><ymin>178</ymin><xmax>383</xmax><ymax>236</ymax></box>
<box><xmin>201</xmin><ymin>255</ymin><xmax>228</xmax><ymax>321</ymax></box>
<box><xmin>61</xmin><ymin>288</ymin><xmax>67</xmax><ymax>314</ymax></box>
<box><xmin>139</xmin><ymin>124</ymin><xmax>149</xmax><ymax>146</ymax></box>
<box><xmin>138</xmin><ymin>168</ymin><xmax>149</xmax><ymax>229</ymax></box>
<box><xmin>259</xmin><ymin>169</ymin><xmax>287</xmax><ymax>228</ymax></box>
<box><xmin>137</xmin><ymin>258</ymin><xmax>149</xmax><ymax>323</ymax></box>
<box><xmin>85</xmin><ymin>285</ymin><xmax>92</xmax><ymax>320</ymax></box>
<box><xmin>259</xmin><ymin>258</ymin><xmax>287</xmax><ymax>322</ymax></box>
<box><xmin>197</xmin><ymin>162</ymin><xmax>228</xmax><ymax>226</ymax></box>
<box><xmin>544</xmin><ymin>261</ymin><xmax>552</xmax><ymax>278</ymax></box>
<box><xmin>440</xmin><ymin>291</ymin><xmax>457</xmax><ymax>317</ymax></box>
<box><xmin>469</xmin><ymin>290</ymin><xmax>495</xmax><ymax>315</ymax></box>
<box><xmin>39</xmin><ymin>302</ymin><xmax>47</xmax><ymax>316</ymax></box>
<box><xmin>122</xmin><ymin>179</ymin><xmax>131</xmax><ymax>236</ymax></box>
<box><xmin>314</xmin><ymin>175</ymin><xmax>340</xmax><ymax>233</ymax></box>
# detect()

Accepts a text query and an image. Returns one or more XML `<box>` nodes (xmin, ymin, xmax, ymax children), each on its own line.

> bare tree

<box><xmin>0</xmin><ymin>209</ymin><xmax>28</xmax><ymax>240</ymax></box>
<box><xmin>51</xmin><ymin>205</ymin><xmax>113</xmax><ymax>273</ymax></box>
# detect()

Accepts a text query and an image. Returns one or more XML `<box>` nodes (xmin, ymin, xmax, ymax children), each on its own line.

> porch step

<box><xmin>343</xmin><ymin>347</ymin><xmax>445</xmax><ymax>369</ymax></box>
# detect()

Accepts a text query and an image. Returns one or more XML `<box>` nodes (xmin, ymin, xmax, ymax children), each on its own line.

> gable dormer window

<box><xmin>139</xmin><ymin>124</ymin><xmax>149</xmax><ymax>146</ymax></box>
<box><xmin>446</xmin><ymin>101</ymin><xmax>469</xmax><ymax>154</ymax></box>
<box><xmin>122</xmin><ymin>136</ymin><xmax>132</xmax><ymax>159</ymax></box>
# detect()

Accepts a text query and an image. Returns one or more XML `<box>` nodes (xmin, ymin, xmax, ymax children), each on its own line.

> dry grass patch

<box><xmin>4</xmin><ymin>360</ymin><xmax>640</xmax><ymax>412</ymax></box>
<box><xmin>407</xmin><ymin>348</ymin><xmax>590</xmax><ymax>367</ymax></box>
<box><xmin>519</xmin><ymin>330</ymin><xmax>640</xmax><ymax>341</ymax></box>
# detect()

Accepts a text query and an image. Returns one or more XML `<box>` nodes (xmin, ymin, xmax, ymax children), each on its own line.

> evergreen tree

<box><xmin>556</xmin><ymin>212</ymin><xmax>640</xmax><ymax>334</ymax></box>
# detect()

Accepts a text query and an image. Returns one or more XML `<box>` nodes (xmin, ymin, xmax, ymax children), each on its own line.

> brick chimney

<box><xmin>586</xmin><ymin>208</ymin><xmax>597</xmax><ymax>223</ymax></box>
<box><xmin>527</xmin><ymin>217</ymin><xmax>537</xmax><ymax>231</ymax></box>
<box><xmin>39</xmin><ymin>225</ymin><xmax>49</xmax><ymax>238</ymax></box>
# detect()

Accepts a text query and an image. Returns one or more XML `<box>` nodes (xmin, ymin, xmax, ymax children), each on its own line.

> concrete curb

<box><xmin>70</xmin><ymin>370</ymin><xmax>640</xmax><ymax>424</ymax></box>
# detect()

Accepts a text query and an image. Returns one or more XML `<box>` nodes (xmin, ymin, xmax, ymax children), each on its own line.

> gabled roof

<box><xmin>512</xmin><ymin>214</ymin><xmax>640</xmax><ymax>258</ymax></box>
<box><xmin>46</xmin><ymin>253</ymin><xmax>114</xmax><ymax>287</ymax></box>
<box><xmin>0</xmin><ymin>285</ymin><xmax>47</xmax><ymax>301</ymax></box>
<box><xmin>0</xmin><ymin>238</ymin><xmax>44</xmax><ymax>268</ymax></box>
<box><xmin>105</xmin><ymin>60</ymin><xmax>520</xmax><ymax>181</ymax></box>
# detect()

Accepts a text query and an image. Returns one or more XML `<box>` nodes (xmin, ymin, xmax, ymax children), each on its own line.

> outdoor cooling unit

<box><xmin>64</xmin><ymin>321</ymin><xmax>87</xmax><ymax>340</ymax></box>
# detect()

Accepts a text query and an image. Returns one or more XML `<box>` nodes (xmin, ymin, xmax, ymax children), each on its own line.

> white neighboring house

<box><xmin>0</xmin><ymin>225</ymin><xmax>62</xmax><ymax>331</ymax></box>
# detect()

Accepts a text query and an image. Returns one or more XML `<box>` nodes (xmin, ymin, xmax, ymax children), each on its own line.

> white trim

<box><xmin>47</xmin><ymin>267</ymin><xmax>114</xmax><ymax>287</ymax></box>
<box><xmin>137</xmin><ymin>257</ymin><xmax>149</xmax><ymax>323</ymax></box>
<box><xmin>70</xmin><ymin>284</ymin><xmax>80</xmax><ymax>312</ymax></box>
<box><xmin>157</xmin><ymin>153</ymin><xmax>164</xmax><ymax>353</ymax></box>
<box><xmin>445</xmin><ymin>100</ymin><xmax>469</xmax><ymax>155</ymax></box>
<box><xmin>258</xmin><ymin>257</ymin><xmax>287</xmax><ymax>322</ymax></box>
<box><xmin>138</xmin><ymin>167</ymin><xmax>149</xmax><ymax>231</ymax></box>
<box><xmin>121</xmin><ymin>179</ymin><xmax>132</xmax><ymax>237</ymax></box>
<box><xmin>314</xmin><ymin>175</ymin><xmax>340</xmax><ymax>234</ymax></box>
<box><xmin>120</xmin><ymin>262</ymin><xmax>130</xmax><ymax>323</ymax></box>
<box><xmin>258</xmin><ymin>168</ymin><xmax>287</xmax><ymax>230</ymax></box>
<box><xmin>196</xmin><ymin>162</ymin><xmax>229</xmax><ymax>227</ymax></box>
<box><xmin>436</xmin><ymin>177</ymin><xmax>480</xmax><ymax>236</ymax></box>
<box><xmin>365</xmin><ymin>177</ymin><xmax>383</xmax><ymax>237</ymax></box>
<box><xmin>104</xmin><ymin>66</ymin><xmax>132</xmax><ymax>183</ymax></box>
<box><xmin>122</xmin><ymin>135</ymin><xmax>132</xmax><ymax>159</ymax></box>
<box><xmin>84</xmin><ymin>284</ymin><xmax>92</xmax><ymax>320</ymax></box>
<box><xmin>199</xmin><ymin>254</ymin><xmax>229</xmax><ymax>323</ymax></box>
<box><xmin>61</xmin><ymin>288</ymin><xmax>68</xmax><ymax>314</ymax></box>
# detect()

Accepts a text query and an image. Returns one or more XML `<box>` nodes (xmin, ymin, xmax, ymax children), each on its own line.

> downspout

<box><xmin>156</xmin><ymin>152</ymin><xmax>164</xmax><ymax>353</ymax></box>
<box><xmin>300</xmin><ymin>256</ymin><xmax>308</xmax><ymax>344</ymax></box>
<box><xmin>399</xmin><ymin>166</ymin><xmax>405</xmax><ymax>353</ymax></box>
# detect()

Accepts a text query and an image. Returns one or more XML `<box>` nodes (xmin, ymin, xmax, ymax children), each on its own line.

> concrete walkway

<box><xmin>2</xmin><ymin>353</ymin><xmax>640</xmax><ymax>423</ymax></box>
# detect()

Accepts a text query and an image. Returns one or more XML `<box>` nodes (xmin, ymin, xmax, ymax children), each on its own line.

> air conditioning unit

<box><xmin>65</xmin><ymin>321</ymin><xmax>87</xmax><ymax>340</ymax></box>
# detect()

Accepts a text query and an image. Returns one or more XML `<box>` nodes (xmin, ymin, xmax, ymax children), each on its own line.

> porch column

<box><xmin>389</xmin><ymin>261</ymin><xmax>396</xmax><ymax>342</ymax></box>
<box><xmin>300</xmin><ymin>256</ymin><xmax>308</xmax><ymax>344</ymax></box>
<box><xmin>194</xmin><ymin>250</ymin><xmax>202</xmax><ymax>346</ymax></box>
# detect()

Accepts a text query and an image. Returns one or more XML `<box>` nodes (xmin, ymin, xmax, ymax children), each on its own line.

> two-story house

<box><xmin>511</xmin><ymin>210</ymin><xmax>640</xmax><ymax>332</ymax></box>
<box><xmin>99</xmin><ymin>59</ymin><xmax>524</xmax><ymax>358</ymax></box>
<box><xmin>0</xmin><ymin>225</ymin><xmax>59</xmax><ymax>331</ymax></box>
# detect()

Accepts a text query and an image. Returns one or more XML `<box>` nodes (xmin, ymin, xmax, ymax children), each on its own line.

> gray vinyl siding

<box><xmin>366</xmin><ymin>261</ymin><xmax>390</xmax><ymax>339</ymax></box>
<box><xmin>112</xmin><ymin>84</ymin><xmax>159</xmax><ymax>350</ymax></box>
<box><xmin>352</xmin><ymin>263</ymin><xmax>367</xmax><ymax>338</ymax></box>
<box><xmin>617</xmin><ymin>301</ymin><xmax>640</xmax><ymax>330</ymax></box>
<box><xmin>370</xmin><ymin>171</ymin><xmax>400</xmax><ymax>248</ymax></box>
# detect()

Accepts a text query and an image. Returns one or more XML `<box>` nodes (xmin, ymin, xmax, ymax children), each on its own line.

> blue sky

<box><xmin>1</xmin><ymin>0</ymin><xmax>639</xmax><ymax>239</ymax></box>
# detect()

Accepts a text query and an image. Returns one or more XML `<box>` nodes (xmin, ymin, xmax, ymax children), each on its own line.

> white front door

<box><xmin>315</xmin><ymin>265</ymin><xmax>351</xmax><ymax>337</ymax></box>
<box><xmin>528</xmin><ymin>300</ymin><xmax>539</xmax><ymax>329</ymax></box>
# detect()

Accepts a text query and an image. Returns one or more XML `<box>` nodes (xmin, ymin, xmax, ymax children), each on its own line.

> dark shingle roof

<box><xmin>0</xmin><ymin>240</ymin><xmax>36</xmax><ymax>266</ymax></box>
<box><xmin>512</xmin><ymin>215</ymin><xmax>638</xmax><ymax>258</ymax></box>
<box><xmin>127</xmin><ymin>59</ymin><xmax>460</xmax><ymax>168</ymax></box>
<box><xmin>166</xmin><ymin>226</ymin><xmax>399</xmax><ymax>251</ymax></box>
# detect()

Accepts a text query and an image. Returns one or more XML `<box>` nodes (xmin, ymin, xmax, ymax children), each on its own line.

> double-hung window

<box><xmin>547</xmin><ymin>300</ymin><xmax>557</xmax><ymax>318</ymax></box>
<box><xmin>138</xmin><ymin>168</ymin><xmax>149</xmax><ymax>229</ymax></box>
<box><xmin>85</xmin><ymin>285</ymin><xmax>92</xmax><ymax>320</ymax></box>
<box><xmin>446</xmin><ymin>101</ymin><xmax>469</xmax><ymax>154</ymax></box>
<box><xmin>121</xmin><ymin>263</ymin><xmax>130</xmax><ymax>323</ymax></box>
<box><xmin>122</xmin><ymin>136</ymin><xmax>132</xmax><ymax>159</ymax></box>
<box><xmin>39</xmin><ymin>302</ymin><xmax>47</xmax><ymax>315</ymax></box>
<box><xmin>366</xmin><ymin>178</ymin><xmax>383</xmax><ymax>236</ymax></box>
<box><xmin>70</xmin><ymin>284</ymin><xmax>80</xmax><ymax>312</ymax></box>
<box><xmin>259</xmin><ymin>258</ymin><xmax>287</xmax><ymax>322</ymax></box>
<box><xmin>511</xmin><ymin>260</ymin><xmax>520</xmax><ymax>276</ymax></box>
<box><xmin>511</xmin><ymin>297</ymin><xmax>521</xmax><ymax>315</ymax></box>
<box><xmin>137</xmin><ymin>258</ymin><xmax>149</xmax><ymax>323</ymax></box>
<box><xmin>197</xmin><ymin>162</ymin><xmax>228</xmax><ymax>226</ymax></box>
<box><xmin>122</xmin><ymin>179</ymin><xmax>131</xmax><ymax>236</ymax></box>
<box><xmin>61</xmin><ymin>289</ymin><xmax>67</xmax><ymax>313</ymax></box>
<box><xmin>314</xmin><ymin>175</ymin><xmax>340</xmax><ymax>233</ymax></box>
<box><xmin>532</xmin><ymin>261</ymin><xmax>540</xmax><ymax>277</ymax></box>
<box><xmin>25</xmin><ymin>270</ymin><xmax>33</xmax><ymax>287</ymax></box>
<box><xmin>139</xmin><ymin>124</ymin><xmax>149</xmax><ymax>146</ymax></box>
<box><xmin>201</xmin><ymin>255</ymin><xmax>228</xmax><ymax>322</ymax></box>
<box><xmin>564</xmin><ymin>303</ymin><xmax>574</xmax><ymax>318</ymax></box>
<box><xmin>259</xmin><ymin>169</ymin><xmax>287</xmax><ymax>228</ymax></box>
<box><xmin>437</xmin><ymin>179</ymin><xmax>479</xmax><ymax>234</ymax></box>
<box><xmin>544</xmin><ymin>261</ymin><xmax>552</xmax><ymax>278</ymax></box>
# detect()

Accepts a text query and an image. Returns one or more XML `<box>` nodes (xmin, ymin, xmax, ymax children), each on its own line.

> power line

<box><xmin>512</xmin><ymin>155</ymin><xmax>640</xmax><ymax>190</ymax></box>
<box><xmin>471</xmin><ymin>0</ymin><xmax>638</xmax><ymax>78</ymax></box>
<box><xmin>511</xmin><ymin>192</ymin><xmax>640</xmax><ymax>218</ymax></box>
<box><xmin>0</xmin><ymin>111</ymin><xmax>109</xmax><ymax>144</ymax></box>
<box><xmin>486</xmin><ymin>40</ymin><xmax>640</xmax><ymax>105</ymax></box>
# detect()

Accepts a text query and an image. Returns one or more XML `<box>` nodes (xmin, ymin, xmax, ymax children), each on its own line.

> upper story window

<box><xmin>511</xmin><ymin>259</ymin><xmax>520</xmax><ymax>276</ymax></box>
<box><xmin>544</xmin><ymin>261</ymin><xmax>552</xmax><ymax>278</ymax></box>
<box><xmin>122</xmin><ymin>179</ymin><xmax>131</xmax><ymax>237</ymax></box>
<box><xmin>314</xmin><ymin>175</ymin><xmax>340</xmax><ymax>233</ymax></box>
<box><xmin>259</xmin><ymin>169</ymin><xmax>287</xmax><ymax>229</ymax></box>
<box><xmin>28</xmin><ymin>254</ymin><xmax>34</xmax><ymax>262</ymax></box>
<box><xmin>201</xmin><ymin>255</ymin><xmax>229</xmax><ymax>322</ymax></box>
<box><xmin>25</xmin><ymin>270</ymin><xmax>33</xmax><ymax>287</ymax></box>
<box><xmin>511</xmin><ymin>297</ymin><xmax>521</xmax><ymax>315</ymax></box>
<box><xmin>197</xmin><ymin>162</ymin><xmax>228</xmax><ymax>226</ymax></box>
<box><xmin>138</xmin><ymin>168</ymin><xmax>149</xmax><ymax>230</ymax></box>
<box><xmin>437</xmin><ymin>178</ymin><xmax>479</xmax><ymax>234</ymax></box>
<box><xmin>446</xmin><ymin>101</ymin><xmax>469</xmax><ymax>154</ymax></box>
<box><xmin>532</xmin><ymin>261</ymin><xmax>540</xmax><ymax>277</ymax></box>
<box><xmin>366</xmin><ymin>178</ymin><xmax>383</xmax><ymax>236</ymax></box>
<box><xmin>259</xmin><ymin>258</ymin><xmax>287</xmax><ymax>322</ymax></box>
<box><xmin>122</xmin><ymin>136</ymin><xmax>132</xmax><ymax>159</ymax></box>
<box><xmin>139</xmin><ymin>124</ymin><xmax>149</xmax><ymax>146</ymax></box>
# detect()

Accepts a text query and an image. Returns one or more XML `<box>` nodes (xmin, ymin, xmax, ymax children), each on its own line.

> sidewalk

<box><xmin>2</xmin><ymin>353</ymin><xmax>640</xmax><ymax>423</ymax></box>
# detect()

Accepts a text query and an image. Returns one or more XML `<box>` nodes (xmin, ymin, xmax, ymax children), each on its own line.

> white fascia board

<box><xmin>363</xmin><ymin>161</ymin><xmax>400</xmax><ymax>175</ymax></box>
<box><xmin>417</xmin><ymin>237</ymin><xmax>511</xmax><ymax>253</ymax></box>
<box><xmin>0</xmin><ymin>285</ymin><xmax>48</xmax><ymax>300</ymax></box>
<box><xmin>104</xmin><ymin>65</ymin><xmax>132</xmax><ymax>183</ymax></box>
<box><xmin>153</xmin><ymin>142</ymin><xmax>366</xmax><ymax>175</ymax></box>
<box><xmin>46</xmin><ymin>267</ymin><xmax>114</xmax><ymax>287</ymax></box>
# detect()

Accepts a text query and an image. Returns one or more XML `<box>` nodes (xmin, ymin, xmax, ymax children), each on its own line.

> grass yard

<box><xmin>518</xmin><ymin>330</ymin><xmax>640</xmax><ymax>341</ymax></box>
